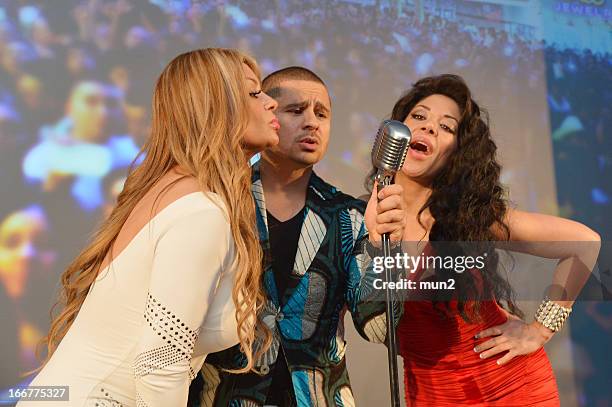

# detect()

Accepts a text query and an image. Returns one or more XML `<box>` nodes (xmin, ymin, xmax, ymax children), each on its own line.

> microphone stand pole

<box><xmin>377</xmin><ymin>174</ymin><xmax>401</xmax><ymax>407</ymax></box>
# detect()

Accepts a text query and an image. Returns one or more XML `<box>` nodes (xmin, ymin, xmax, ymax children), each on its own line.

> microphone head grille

<box><xmin>371</xmin><ymin>120</ymin><xmax>412</xmax><ymax>173</ymax></box>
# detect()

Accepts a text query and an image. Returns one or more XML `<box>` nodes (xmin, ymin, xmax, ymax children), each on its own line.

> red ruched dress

<box><xmin>397</xmin><ymin>246</ymin><xmax>560</xmax><ymax>406</ymax></box>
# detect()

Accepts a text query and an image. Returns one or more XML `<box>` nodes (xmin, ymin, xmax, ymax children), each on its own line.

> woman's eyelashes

<box><xmin>441</xmin><ymin>124</ymin><xmax>456</xmax><ymax>134</ymax></box>
<box><xmin>410</xmin><ymin>112</ymin><xmax>456</xmax><ymax>134</ymax></box>
<box><xmin>249</xmin><ymin>89</ymin><xmax>262</xmax><ymax>98</ymax></box>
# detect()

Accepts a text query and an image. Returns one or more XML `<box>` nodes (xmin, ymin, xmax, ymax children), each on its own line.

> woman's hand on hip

<box><xmin>474</xmin><ymin>311</ymin><xmax>554</xmax><ymax>366</ymax></box>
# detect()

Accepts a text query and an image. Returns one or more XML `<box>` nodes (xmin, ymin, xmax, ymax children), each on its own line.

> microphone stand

<box><xmin>377</xmin><ymin>173</ymin><xmax>401</xmax><ymax>407</ymax></box>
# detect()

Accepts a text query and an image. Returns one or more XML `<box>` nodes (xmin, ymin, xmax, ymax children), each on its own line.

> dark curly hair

<box><xmin>366</xmin><ymin>74</ymin><xmax>522</xmax><ymax>321</ymax></box>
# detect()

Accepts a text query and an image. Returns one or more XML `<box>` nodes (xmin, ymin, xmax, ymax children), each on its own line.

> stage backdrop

<box><xmin>0</xmin><ymin>1</ymin><xmax>609</xmax><ymax>406</ymax></box>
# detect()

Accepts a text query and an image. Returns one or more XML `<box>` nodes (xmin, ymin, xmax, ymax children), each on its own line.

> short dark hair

<box><xmin>262</xmin><ymin>66</ymin><xmax>327</xmax><ymax>98</ymax></box>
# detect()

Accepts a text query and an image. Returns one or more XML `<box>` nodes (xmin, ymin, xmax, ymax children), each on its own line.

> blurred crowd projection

<box><xmin>0</xmin><ymin>0</ymin><xmax>609</xmax><ymax>405</ymax></box>
<box><xmin>547</xmin><ymin>47</ymin><xmax>611</xmax><ymax>236</ymax></box>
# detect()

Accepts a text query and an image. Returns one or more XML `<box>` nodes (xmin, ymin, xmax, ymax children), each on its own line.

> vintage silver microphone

<box><xmin>371</xmin><ymin>119</ymin><xmax>411</xmax><ymax>407</ymax></box>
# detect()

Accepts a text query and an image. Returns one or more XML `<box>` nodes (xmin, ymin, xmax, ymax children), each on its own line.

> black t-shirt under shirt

<box><xmin>265</xmin><ymin>208</ymin><xmax>304</xmax><ymax>406</ymax></box>
<box><xmin>267</xmin><ymin>208</ymin><xmax>304</xmax><ymax>299</ymax></box>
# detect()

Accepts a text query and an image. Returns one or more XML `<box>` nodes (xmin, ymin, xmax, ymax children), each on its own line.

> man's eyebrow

<box><xmin>283</xmin><ymin>101</ymin><xmax>309</xmax><ymax>110</ymax></box>
<box><xmin>315</xmin><ymin>101</ymin><xmax>330</xmax><ymax>114</ymax></box>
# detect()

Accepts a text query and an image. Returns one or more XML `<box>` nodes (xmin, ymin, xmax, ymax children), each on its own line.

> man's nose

<box><xmin>303</xmin><ymin>109</ymin><xmax>319</xmax><ymax>130</ymax></box>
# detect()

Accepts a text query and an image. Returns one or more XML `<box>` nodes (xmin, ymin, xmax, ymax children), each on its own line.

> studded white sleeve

<box><xmin>133</xmin><ymin>206</ymin><xmax>232</xmax><ymax>406</ymax></box>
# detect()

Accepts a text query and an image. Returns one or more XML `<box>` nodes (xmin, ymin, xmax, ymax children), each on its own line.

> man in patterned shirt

<box><xmin>188</xmin><ymin>67</ymin><xmax>404</xmax><ymax>406</ymax></box>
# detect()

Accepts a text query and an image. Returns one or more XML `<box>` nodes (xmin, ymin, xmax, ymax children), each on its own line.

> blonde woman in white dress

<box><xmin>17</xmin><ymin>48</ymin><xmax>280</xmax><ymax>406</ymax></box>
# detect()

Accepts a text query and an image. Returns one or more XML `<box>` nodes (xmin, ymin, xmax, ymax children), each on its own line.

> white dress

<box><xmin>18</xmin><ymin>192</ymin><xmax>239</xmax><ymax>406</ymax></box>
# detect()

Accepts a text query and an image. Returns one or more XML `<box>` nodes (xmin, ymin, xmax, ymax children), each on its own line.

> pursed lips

<box><xmin>270</xmin><ymin>118</ymin><xmax>280</xmax><ymax>130</ymax></box>
<box><xmin>297</xmin><ymin>135</ymin><xmax>319</xmax><ymax>145</ymax></box>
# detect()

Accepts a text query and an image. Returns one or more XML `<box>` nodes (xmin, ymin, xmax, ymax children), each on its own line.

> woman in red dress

<box><xmin>366</xmin><ymin>74</ymin><xmax>601</xmax><ymax>406</ymax></box>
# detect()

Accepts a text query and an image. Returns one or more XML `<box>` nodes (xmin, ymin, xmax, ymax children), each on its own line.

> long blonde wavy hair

<box><xmin>38</xmin><ymin>48</ymin><xmax>270</xmax><ymax>373</ymax></box>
